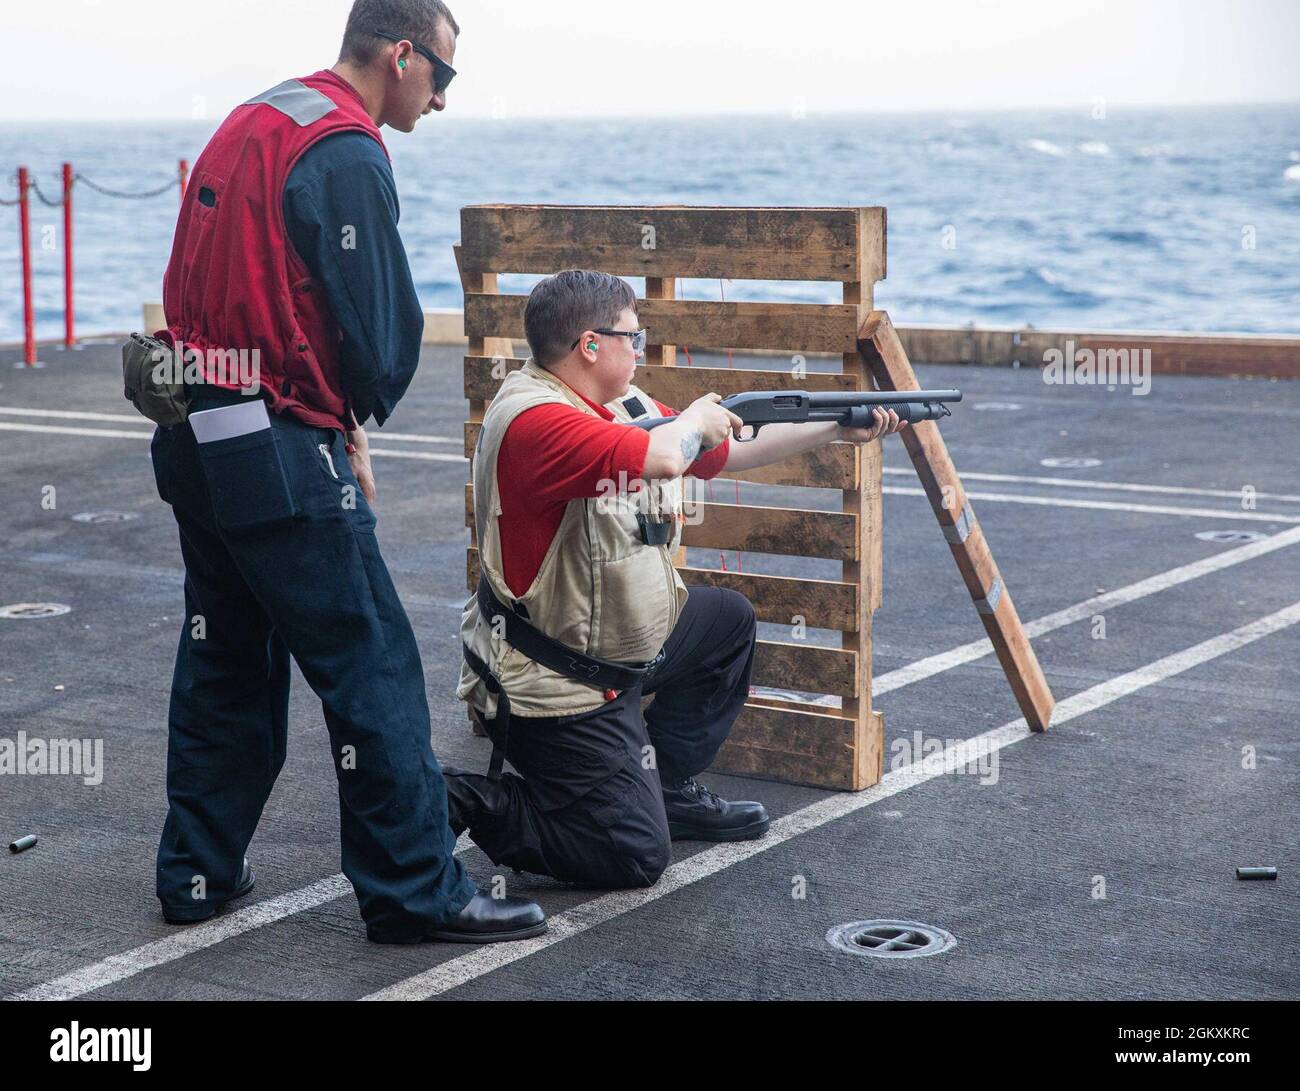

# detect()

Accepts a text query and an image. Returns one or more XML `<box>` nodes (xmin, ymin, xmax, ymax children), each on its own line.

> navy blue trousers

<box><xmin>151</xmin><ymin>390</ymin><xmax>474</xmax><ymax>938</ymax></box>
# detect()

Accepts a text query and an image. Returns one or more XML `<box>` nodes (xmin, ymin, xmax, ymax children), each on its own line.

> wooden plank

<box><xmin>709</xmin><ymin>702</ymin><xmax>859</xmax><ymax>790</ymax></box>
<box><xmin>678</xmin><ymin>568</ymin><xmax>858</xmax><ymax>630</ymax></box>
<box><xmin>859</xmin><ymin>309</ymin><xmax>1056</xmax><ymax>732</ymax></box>
<box><xmin>466</xmin><ymin>485</ymin><xmax>857</xmax><ymax>561</ymax></box>
<box><xmin>644</xmin><ymin>276</ymin><xmax>677</xmax><ymax>367</ymax></box>
<box><xmin>465</xmin><ymin>548</ymin><xmax>863</xmax><ymax>783</ymax></box>
<box><xmin>463</xmin><ymin>357</ymin><xmax>857</xmax><ymax>408</ymax></box>
<box><xmin>471</xmin><ymin>547</ymin><xmax>859</xmax><ymax>634</ymax></box>
<box><xmin>746</xmin><ymin>694</ymin><xmax>839</xmax><ymax>714</ymax></box>
<box><xmin>895</xmin><ymin>324</ymin><xmax>1300</xmax><ymax>381</ymax></box>
<box><xmin>456</xmin><ymin>244</ymin><xmax>498</xmax><ymax>569</ymax></box>
<box><xmin>633</xmin><ymin>362</ymin><xmax>858</xmax><ymax>404</ymax></box>
<box><xmin>464</xmin><ymin>355</ymin><xmax>526</xmax><ymax>401</ymax></box>
<box><xmin>680</xmin><ymin>501</ymin><xmax>857</xmax><ymax>560</ymax></box>
<box><xmin>459</xmin><ymin>205</ymin><xmax>885</xmax><ymax>285</ymax></box>
<box><xmin>752</xmin><ymin>639</ymin><xmax>857</xmax><ymax>696</ymax></box>
<box><xmin>465</xmin><ymin>294</ymin><xmax>862</xmax><ymax>354</ymax></box>
<box><xmin>454</xmin><ymin>245</ymin><xmax>513</xmax><ymax>362</ymax></box>
<box><xmin>715</xmin><ymin>446</ymin><xmax>857</xmax><ymax>490</ymax></box>
<box><xmin>839</xmin><ymin>272</ymin><xmax>884</xmax><ymax>789</ymax></box>
<box><xmin>1077</xmin><ymin>333</ymin><xmax>1300</xmax><ymax>381</ymax></box>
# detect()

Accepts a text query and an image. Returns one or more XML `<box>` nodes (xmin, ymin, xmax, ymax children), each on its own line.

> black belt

<box><xmin>461</xmin><ymin>576</ymin><xmax>666</xmax><ymax>778</ymax></box>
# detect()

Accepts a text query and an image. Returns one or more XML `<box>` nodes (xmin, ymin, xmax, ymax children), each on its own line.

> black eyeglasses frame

<box><xmin>372</xmin><ymin>28</ymin><xmax>457</xmax><ymax>94</ymax></box>
<box><xmin>570</xmin><ymin>328</ymin><xmax>648</xmax><ymax>352</ymax></box>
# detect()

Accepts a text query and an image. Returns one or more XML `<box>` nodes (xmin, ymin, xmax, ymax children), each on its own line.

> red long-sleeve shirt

<box><xmin>495</xmin><ymin>393</ymin><xmax>730</xmax><ymax>597</ymax></box>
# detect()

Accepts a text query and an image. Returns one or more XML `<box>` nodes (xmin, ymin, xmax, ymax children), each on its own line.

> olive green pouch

<box><xmin>122</xmin><ymin>332</ymin><xmax>189</xmax><ymax>426</ymax></box>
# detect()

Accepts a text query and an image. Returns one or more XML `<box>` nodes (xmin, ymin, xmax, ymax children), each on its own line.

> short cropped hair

<box><xmin>340</xmin><ymin>0</ymin><xmax>459</xmax><ymax>64</ymax></box>
<box><xmin>524</xmin><ymin>270</ymin><xmax>639</xmax><ymax>368</ymax></box>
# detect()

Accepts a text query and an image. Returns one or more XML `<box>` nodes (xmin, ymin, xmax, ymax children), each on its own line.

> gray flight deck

<box><xmin>1</xmin><ymin>339</ymin><xmax>1296</xmax><ymax>1000</ymax></box>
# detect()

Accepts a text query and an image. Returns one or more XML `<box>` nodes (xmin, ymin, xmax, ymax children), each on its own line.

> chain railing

<box><xmin>5</xmin><ymin>159</ymin><xmax>189</xmax><ymax>363</ymax></box>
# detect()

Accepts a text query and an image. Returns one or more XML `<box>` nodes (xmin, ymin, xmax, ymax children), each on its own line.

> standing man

<box><xmin>449</xmin><ymin>271</ymin><xmax>906</xmax><ymax>888</ymax></box>
<box><xmin>151</xmin><ymin>0</ymin><xmax>546</xmax><ymax>944</ymax></box>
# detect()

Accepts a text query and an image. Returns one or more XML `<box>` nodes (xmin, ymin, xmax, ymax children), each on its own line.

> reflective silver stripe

<box><xmin>941</xmin><ymin>501</ymin><xmax>975</xmax><ymax>544</ymax></box>
<box><xmin>244</xmin><ymin>80</ymin><xmax>337</xmax><ymax>126</ymax></box>
<box><xmin>974</xmin><ymin>578</ymin><xmax>1003</xmax><ymax>615</ymax></box>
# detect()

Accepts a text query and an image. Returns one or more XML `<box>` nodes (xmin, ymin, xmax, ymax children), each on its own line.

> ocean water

<box><xmin>1</xmin><ymin>103</ymin><xmax>1298</xmax><ymax>343</ymax></box>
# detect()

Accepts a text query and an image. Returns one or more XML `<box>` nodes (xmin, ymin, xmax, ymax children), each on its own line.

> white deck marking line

<box><xmin>884</xmin><ymin>485</ymin><xmax>1300</xmax><ymax>524</ymax></box>
<box><xmin>0</xmin><ymin>421</ymin><xmax>156</xmax><ymax>440</ymax></box>
<box><xmin>882</xmin><ymin>466</ymin><xmax>1300</xmax><ymax>505</ymax></box>
<box><xmin>6</xmin><ymin>531</ymin><xmax>1293</xmax><ymax>1001</ymax></box>
<box><xmin>13</xmin><ymin>419</ymin><xmax>1293</xmax><ymax>517</ymax></box>
<box><xmin>5</xmin><ymin>406</ymin><xmax>1295</xmax><ymax>502</ymax></box>
<box><xmin>0</xmin><ymin>423</ymin><xmax>465</xmax><ymax>462</ymax></box>
<box><xmin>362</xmin><ymin>598</ymin><xmax>1300</xmax><ymax>1001</ymax></box>
<box><xmin>367</xmin><ymin>447</ymin><xmax>465</xmax><ymax>462</ymax></box>
<box><xmin>0</xmin><ymin>406</ymin><xmax>148</xmax><ymax>424</ymax></box>
<box><xmin>367</xmin><ymin>431</ymin><xmax>461</xmax><ymax>445</ymax></box>
<box><xmin>0</xmin><ymin>407</ymin><xmax>460</xmax><ymax>444</ymax></box>
<box><xmin>875</xmin><ymin>523</ymin><xmax>1300</xmax><ymax>693</ymax></box>
<box><xmin>6</xmin><ymin>875</ymin><xmax>353</xmax><ymax>1002</ymax></box>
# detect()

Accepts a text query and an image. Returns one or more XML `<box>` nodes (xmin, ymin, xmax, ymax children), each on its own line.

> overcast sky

<box><xmin>4</xmin><ymin>0</ymin><xmax>1298</xmax><ymax>121</ymax></box>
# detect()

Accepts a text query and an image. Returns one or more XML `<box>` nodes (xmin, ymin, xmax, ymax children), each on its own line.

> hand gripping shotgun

<box><xmin>629</xmin><ymin>388</ymin><xmax>963</xmax><ymax>440</ymax></box>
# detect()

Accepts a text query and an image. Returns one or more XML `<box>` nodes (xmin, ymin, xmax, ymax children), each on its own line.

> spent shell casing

<box><xmin>8</xmin><ymin>834</ymin><xmax>38</xmax><ymax>854</ymax></box>
<box><xmin>1235</xmin><ymin>866</ymin><xmax>1277</xmax><ymax>880</ymax></box>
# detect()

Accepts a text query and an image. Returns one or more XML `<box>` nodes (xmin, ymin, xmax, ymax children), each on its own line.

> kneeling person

<box><xmin>450</xmin><ymin>270</ymin><xmax>906</xmax><ymax>888</ymax></box>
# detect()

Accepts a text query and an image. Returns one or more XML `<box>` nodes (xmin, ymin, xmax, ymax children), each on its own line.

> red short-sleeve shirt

<box><xmin>494</xmin><ymin>392</ymin><xmax>729</xmax><ymax>598</ymax></box>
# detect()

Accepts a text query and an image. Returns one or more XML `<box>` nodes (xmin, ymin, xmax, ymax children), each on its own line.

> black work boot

<box><xmin>661</xmin><ymin>777</ymin><xmax>770</xmax><ymax>842</ymax></box>
<box><xmin>442</xmin><ymin>766</ymin><xmax>510</xmax><ymax>837</ymax></box>
<box><xmin>162</xmin><ymin>857</ymin><xmax>255</xmax><ymax>924</ymax></box>
<box><xmin>367</xmin><ymin>889</ymin><xmax>548</xmax><ymax>945</ymax></box>
<box><xmin>425</xmin><ymin>890</ymin><xmax>547</xmax><ymax>944</ymax></box>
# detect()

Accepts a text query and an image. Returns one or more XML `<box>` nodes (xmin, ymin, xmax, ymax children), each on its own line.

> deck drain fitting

<box><xmin>72</xmin><ymin>512</ymin><xmax>139</xmax><ymax>524</ymax></box>
<box><xmin>827</xmin><ymin>919</ymin><xmax>956</xmax><ymax>960</ymax></box>
<box><xmin>1195</xmin><ymin>530</ymin><xmax>1268</xmax><ymax>544</ymax></box>
<box><xmin>0</xmin><ymin>603</ymin><xmax>72</xmax><ymax>620</ymax></box>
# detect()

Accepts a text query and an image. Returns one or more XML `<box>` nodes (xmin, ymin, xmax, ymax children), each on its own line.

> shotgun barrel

<box><xmin>630</xmin><ymin>388</ymin><xmax>962</xmax><ymax>440</ymax></box>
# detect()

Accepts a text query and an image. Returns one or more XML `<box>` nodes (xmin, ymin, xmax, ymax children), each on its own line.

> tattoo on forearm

<box><xmin>680</xmin><ymin>428</ymin><xmax>704</xmax><ymax>463</ymax></box>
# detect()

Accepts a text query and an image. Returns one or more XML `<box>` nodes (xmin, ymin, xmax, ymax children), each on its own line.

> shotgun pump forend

<box><xmin>629</xmin><ymin>388</ymin><xmax>963</xmax><ymax>441</ymax></box>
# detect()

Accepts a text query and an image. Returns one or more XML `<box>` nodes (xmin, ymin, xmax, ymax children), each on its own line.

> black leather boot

<box><xmin>442</xmin><ymin>765</ymin><xmax>511</xmax><ymax>836</ymax></box>
<box><xmin>162</xmin><ymin>857</ymin><xmax>255</xmax><ymax>924</ymax></box>
<box><xmin>662</xmin><ymin>778</ymin><xmax>770</xmax><ymax>842</ymax></box>
<box><xmin>425</xmin><ymin>890</ymin><xmax>547</xmax><ymax>943</ymax></box>
<box><xmin>366</xmin><ymin>889</ymin><xmax>547</xmax><ymax>944</ymax></box>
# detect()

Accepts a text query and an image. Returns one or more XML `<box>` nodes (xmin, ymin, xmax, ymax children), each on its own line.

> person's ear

<box><xmin>579</xmin><ymin>331</ymin><xmax>599</xmax><ymax>360</ymax></box>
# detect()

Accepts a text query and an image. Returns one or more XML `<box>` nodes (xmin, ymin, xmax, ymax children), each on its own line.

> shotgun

<box><xmin>629</xmin><ymin>388</ymin><xmax>962</xmax><ymax>441</ymax></box>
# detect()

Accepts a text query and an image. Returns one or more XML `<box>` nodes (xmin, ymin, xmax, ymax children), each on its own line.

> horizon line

<box><xmin>2</xmin><ymin>97</ymin><xmax>1299</xmax><ymax>126</ymax></box>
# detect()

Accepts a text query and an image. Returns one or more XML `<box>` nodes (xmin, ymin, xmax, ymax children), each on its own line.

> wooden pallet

<box><xmin>457</xmin><ymin>204</ymin><xmax>1051</xmax><ymax>790</ymax></box>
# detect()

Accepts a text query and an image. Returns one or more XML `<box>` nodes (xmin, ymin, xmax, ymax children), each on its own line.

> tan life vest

<box><xmin>457</xmin><ymin>360</ymin><xmax>690</xmax><ymax>718</ymax></box>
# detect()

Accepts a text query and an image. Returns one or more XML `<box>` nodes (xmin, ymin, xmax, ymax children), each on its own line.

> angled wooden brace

<box><xmin>858</xmin><ymin>310</ymin><xmax>1055</xmax><ymax>731</ymax></box>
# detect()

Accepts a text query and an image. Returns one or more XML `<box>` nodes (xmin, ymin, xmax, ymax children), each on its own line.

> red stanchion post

<box><xmin>178</xmin><ymin>158</ymin><xmax>189</xmax><ymax>203</ymax></box>
<box><xmin>62</xmin><ymin>162</ymin><xmax>75</xmax><ymax>347</ymax></box>
<box><xmin>17</xmin><ymin>166</ymin><xmax>36</xmax><ymax>367</ymax></box>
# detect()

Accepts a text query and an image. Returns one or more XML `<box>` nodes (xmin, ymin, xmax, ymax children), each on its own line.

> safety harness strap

<box><xmin>476</xmin><ymin>576</ymin><xmax>664</xmax><ymax>690</ymax></box>
<box><xmin>462</xmin><ymin>576</ymin><xmax>667</xmax><ymax>779</ymax></box>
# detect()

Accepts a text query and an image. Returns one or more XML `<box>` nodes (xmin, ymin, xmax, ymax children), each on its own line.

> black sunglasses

<box><xmin>372</xmin><ymin>29</ymin><xmax>457</xmax><ymax>95</ymax></box>
<box><xmin>571</xmin><ymin>328</ymin><xmax>648</xmax><ymax>353</ymax></box>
